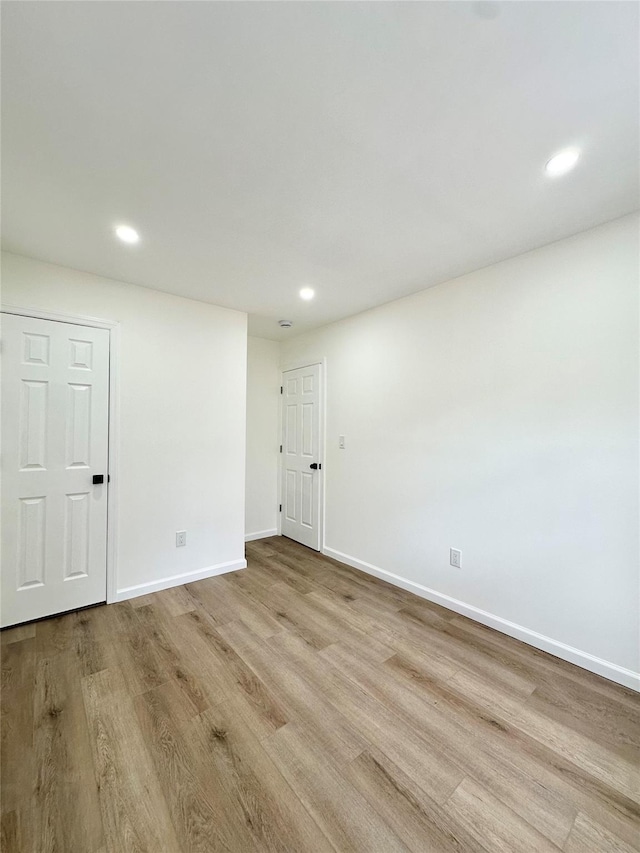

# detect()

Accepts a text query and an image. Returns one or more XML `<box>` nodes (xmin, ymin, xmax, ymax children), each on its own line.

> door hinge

<box><xmin>279</xmin><ymin>445</ymin><xmax>282</xmax><ymax>453</ymax></box>
<box><xmin>280</xmin><ymin>386</ymin><xmax>283</xmax><ymax>394</ymax></box>
<box><xmin>279</xmin><ymin>504</ymin><xmax>282</xmax><ymax>512</ymax></box>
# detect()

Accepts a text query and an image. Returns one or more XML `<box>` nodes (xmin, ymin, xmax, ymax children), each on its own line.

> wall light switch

<box><xmin>339</xmin><ymin>435</ymin><xmax>345</xmax><ymax>449</ymax></box>
<box><xmin>176</xmin><ymin>530</ymin><xmax>187</xmax><ymax>547</ymax></box>
<box><xmin>450</xmin><ymin>548</ymin><xmax>461</xmax><ymax>568</ymax></box>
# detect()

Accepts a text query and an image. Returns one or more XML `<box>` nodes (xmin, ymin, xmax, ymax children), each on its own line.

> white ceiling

<box><xmin>2</xmin><ymin>2</ymin><xmax>638</xmax><ymax>340</ymax></box>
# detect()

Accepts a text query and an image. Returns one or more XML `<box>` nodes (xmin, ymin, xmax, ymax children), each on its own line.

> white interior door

<box><xmin>1</xmin><ymin>313</ymin><xmax>110</xmax><ymax>627</ymax></box>
<box><xmin>281</xmin><ymin>363</ymin><xmax>322</xmax><ymax>550</ymax></box>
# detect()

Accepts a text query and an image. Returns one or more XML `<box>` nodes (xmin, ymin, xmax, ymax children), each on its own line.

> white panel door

<box><xmin>281</xmin><ymin>364</ymin><xmax>322</xmax><ymax>550</ymax></box>
<box><xmin>1</xmin><ymin>313</ymin><xmax>110</xmax><ymax>627</ymax></box>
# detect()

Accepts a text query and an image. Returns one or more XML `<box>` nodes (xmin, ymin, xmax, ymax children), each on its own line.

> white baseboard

<box><xmin>245</xmin><ymin>529</ymin><xmax>278</xmax><ymax>542</ymax></box>
<box><xmin>114</xmin><ymin>559</ymin><xmax>247</xmax><ymax>602</ymax></box>
<box><xmin>323</xmin><ymin>547</ymin><xmax>640</xmax><ymax>692</ymax></box>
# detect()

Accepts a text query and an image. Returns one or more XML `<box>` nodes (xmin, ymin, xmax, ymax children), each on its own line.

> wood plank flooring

<box><xmin>2</xmin><ymin>535</ymin><xmax>639</xmax><ymax>852</ymax></box>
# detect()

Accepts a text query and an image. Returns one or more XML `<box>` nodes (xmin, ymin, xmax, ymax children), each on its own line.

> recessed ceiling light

<box><xmin>300</xmin><ymin>287</ymin><xmax>315</xmax><ymax>300</ymax></box>
<box><xmin>545</xmin><ymin>148</ymin><xmax>580</xmax><ymax>177</ymax></box>
<box><xmin>115</xmin><ymin>224</ymin><xmax>140</xmax><ymax>244</ymax></box>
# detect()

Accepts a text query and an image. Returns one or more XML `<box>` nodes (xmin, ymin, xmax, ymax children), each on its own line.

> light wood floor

<box><xmin>2</xmin><ymin>536</ymin><xmax>639</xmax><ymax>852</ymax></box>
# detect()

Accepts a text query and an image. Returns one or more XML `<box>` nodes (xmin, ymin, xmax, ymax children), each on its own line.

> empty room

<box><xmin>1</xmin><ymin>1</ymin><xmax>639</xmax><ymax>851</ymax></box>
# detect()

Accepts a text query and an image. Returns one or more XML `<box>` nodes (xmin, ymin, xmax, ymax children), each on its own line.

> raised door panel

<box><xmin>64</xmin><ymin>492</ymin><xmax>91</xmax><ymax>580</ymax></box>
<box><xmin>285</xmin><ymin>470</ymin><xmax>297</xmax><ymax>522</ymax></box>
<box><xmin>19</xmin><ymin>380</ymin><xmax>49</xmax><ymax>471</ymax></box>
<box><xmin>23</xmin><ymin>332</ymin><xmax>50</xmax><ymax>366</ymax></box>
<box><xmin>300</xmin><ymin>472</ymin><xmax>313</xmax><ymax>528</ymax></box>
<box><xmin>286</xmin><ymin>404</ymin><xmax>297</xmax><ymax>455</ymax></box>
<box><xmin>69</xmin><ymin>338</ymin><xmax>93</xmax><ymax>370</ymax></box>
<box><xmin>17</xmin><ymin>496</ymin><xmax>46</xmax><ymax>589</ymax></box>
<box><xmin>302</xmin><ymin>403</ymin><xmax>314</xmax><ymax>457</ymax></box>
<box><xmin>66</xmin><ymin>383</ymin><xmax>92</xmax><ymax>469</ymax></box>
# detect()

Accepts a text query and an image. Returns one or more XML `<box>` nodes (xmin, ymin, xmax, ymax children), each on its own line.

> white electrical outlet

<box><xmin>339</xmin><ymin>435</ymin><xmax>345</xmax><ymax>449</ymax></box>
<box><xmin>176</xmin><ymin>530</ymin><xmax>187</xmax><ymax>547</ymax></box>
<box><xmin>450</xmin><ymin>548</ymin><xmax>461</xmax><ymax>568</ymax></box>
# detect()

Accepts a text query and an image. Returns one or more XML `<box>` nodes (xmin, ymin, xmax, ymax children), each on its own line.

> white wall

<box><xmin>1</xmin><ymin>251</ymin><xmax>248</xmax><ymax>598</ymax></box>
<box><xmin>245</xmin><ymin>336</ymin><xmax>280</xmax><ymax>540</ymax></box>
<box><xmin>281</xmin><ymin>214</ymin><xmax>640</xmax><ymax>687</ymax></box>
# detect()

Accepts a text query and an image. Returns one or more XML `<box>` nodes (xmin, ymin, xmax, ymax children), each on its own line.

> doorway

<box><xmin>280</xmin><ymin>362</ymin><xmax>323</xmax><ymax>551</ymax></box>
<box><xmin>1</xmin><ymin>312</ymin><xmax>111</xmax><ymax>626</ymax></box>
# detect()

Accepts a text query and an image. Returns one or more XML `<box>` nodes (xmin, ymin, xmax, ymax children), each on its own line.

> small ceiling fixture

<box><xmin>115</xmin><ymin>224</ymin><xmax>140</xmax><ymax>244</ymax></box>
<box><xmin>545</xmin><ymin>148</ymin><xmax>580</xmax><ymax>177</ymax></box>
<box><xmin>278</xmin><ymin>319</ymin><xmax>293</xmax><ymax>328</ymax></box>
<box><xmin>299</xmin><ymin>287</ymin><xmax>315</xmax><ymax>300</ymax></box>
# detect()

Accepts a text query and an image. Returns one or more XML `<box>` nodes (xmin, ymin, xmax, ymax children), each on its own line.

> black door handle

<box><xmin>92</xmin><ymin>474</ymin><xmax>104</xmax><ymax>485</ymax></box>
<box><xmin>309</xmin><ymin>463</ymin><xmax>321</xmax><ymax>470</ymax></box>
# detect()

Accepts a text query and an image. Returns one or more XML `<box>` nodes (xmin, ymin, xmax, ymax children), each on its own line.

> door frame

<box><xmin>278</xmin><ymin>358</ymin><xmax>326</xmax><ymax>551</ymax></box>
<box><xmin>1</xmin><ymin>304</ymin><xmax>121</xmax><ymax>605</ymax></box>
